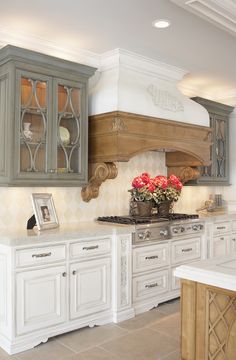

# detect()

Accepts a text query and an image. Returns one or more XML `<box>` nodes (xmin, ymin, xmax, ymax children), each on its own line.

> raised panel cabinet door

<box><xmin>16</xmin><ymin>265</ymin><xmax>67</xmax><ymax>335</ymax></box>
<box><xmin>70</xmin><ymin>258</ymin><xmax>111</xmax><ymax>320</ymax></box>
<box><xmin>14</xmin><ymin>70</ymin><xmax>53</xmax><ymax>181</ymax></box>
<box><xmin>231</xmin><ymin>236</ymin><xmax>236</xmax><ymax>252</ymax></box>
<box><xmin>51</xmin><ymin>77</ymin><xmax>88</xmax><ymax>184</ymax></box>
<box><xmin>211</xmin><ymin>236</ymin><xmax>229</xmax><ymax>258</ymax></box>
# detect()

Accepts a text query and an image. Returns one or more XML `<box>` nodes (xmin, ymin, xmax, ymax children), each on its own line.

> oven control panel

<box><xmin>170</xmin><ymin>222</ymin><xmax>204</xmax><ymax>237</ymax></box>
<box><xmin>133</xmin><ymin>222</ymin><xmax>204</xmax><ymax>244</ymax></box>
<box><xmin>134</xmin><ymin>225</ymin><xmax>170</xmax><ymax>243</ymax></box>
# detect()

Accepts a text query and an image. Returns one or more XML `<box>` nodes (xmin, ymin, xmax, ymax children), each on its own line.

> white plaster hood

<box><xmin>89</xmin><ymin>48</ymin><xmax>210</xmax><ymax>127</ymax></box>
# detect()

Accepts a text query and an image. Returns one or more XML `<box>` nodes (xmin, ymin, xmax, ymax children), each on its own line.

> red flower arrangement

<box><xmin>129</xmin><ymin>172</ymin><xmax>183</xmax><ymax>204</ymax></box>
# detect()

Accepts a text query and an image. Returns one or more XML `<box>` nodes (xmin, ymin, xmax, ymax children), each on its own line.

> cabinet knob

<box><xmin>72</xmin><ymin>270</ymin><xmax>76</xmax><ymax>275</ymax></box>
<box><xmin>62</xmin><ymin>272</ymin><xmax>67</xmax><ymax>277</ymax></box>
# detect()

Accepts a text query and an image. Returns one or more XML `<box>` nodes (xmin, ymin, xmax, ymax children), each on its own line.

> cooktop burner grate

<box><xmin>97</xmin><ymin>213</ymin><xmax>199</xmax><ymax>225</ymax></box>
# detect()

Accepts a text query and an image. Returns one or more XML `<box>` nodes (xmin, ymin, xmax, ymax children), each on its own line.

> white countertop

<box><xmin>1</xmin><ymin>212</ymin><xmax>236</xmax><ymax>248</ymax></box>
<box><xmin>175</xmin><ymin>254</ymin><xmax>236</xmax><ymax>292</ymax></box>
<box><xmin>199</xmin><ymin>211</ymin><xmax>236</xmax><ymax>221</ymax></box>
<box><xmin>0</xmin><ymin>222</ymin><xmax>134</xmax><ymax>247</ymax></box>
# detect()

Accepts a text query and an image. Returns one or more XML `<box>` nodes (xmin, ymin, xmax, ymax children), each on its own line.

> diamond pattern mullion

<box><xmin>207</xmin><ymin>290</ymin><xmax>236</xmax><ymax>360</ymax></box>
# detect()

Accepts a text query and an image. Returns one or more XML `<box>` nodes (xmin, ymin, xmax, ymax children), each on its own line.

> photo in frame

<box><xmin>31</xmin><ymin>193</ymin><xmax>59</xmax><ymax>230</ymax></box>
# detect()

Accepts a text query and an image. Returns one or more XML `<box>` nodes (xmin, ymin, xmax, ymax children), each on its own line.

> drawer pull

<box><xmin>182</xmin><ymin>248</ymin><xmax>193</xmax><ymax>253</ymax></box>
<box><xmin>72</xmin><ymin>270</ymin><xmax>76</xmax><ymax>275</ymax></box>
<box><xmin>220</xmin><ymin>237</ymin><xmax>225</xmax><ymax>241</ymax></box>
<box><xmin>82</xmin><ymin>245</ymin><xmax>99</xmax><ymax>251</ymax></box>
<box><xmin>217</xmin><ymin>226</ymin><xmax>226</xmax><ymax>230</ymax></box>
<box><xmin>32</xmin><ymin>252</ymin><xmax>52</xmax><ymax>258</ymax></box>
<box><xmin>145</xmin><ymin>283</ymin><xmax>158</xmax><ymax>289</ymax></box>
<box><xmin>145</xmin><ymin>255</ymin><xmax>159</xmax><ymax>260</ymax></box>
<box><xmin>62</xmin><ymin>272</ymin><xmax>67</xmax><ymax>277</ymax></box>
<box><xmin>232</xmin><ymin>238</ymin><xmax>236</xmax><ymax>242</ymax></box>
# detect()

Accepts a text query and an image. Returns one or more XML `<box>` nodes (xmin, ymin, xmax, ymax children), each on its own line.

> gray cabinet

<box><xmin>0</xmin><ymin>45</ymin><xmax>96</xmax><ymax>186</ymax></box>
<box><xmin>190</xmin><ymin>97</ymin><xmax>234</xmax><ymax>185</ymax></box>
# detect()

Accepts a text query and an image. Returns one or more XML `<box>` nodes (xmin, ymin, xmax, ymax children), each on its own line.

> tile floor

<box><xmin>1</xmin><ymin>299</ymin><xmax>180</xmax><ymax>360</ymax></box>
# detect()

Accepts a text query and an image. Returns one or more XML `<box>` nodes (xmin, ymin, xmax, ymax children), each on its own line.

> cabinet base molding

<box><xmin>1</xmin><ymin>310</ymin><xmax>113</xmax><ymax>355</ymax></box>
<box><xmin>133</xmin><ymin>291</ymin><xmax>180</xmax><ymax>315</ymax></box>
<box><xmin>112</xmin><ymin>307</ymin><xmax>135</xmax><ymax>323</ymax></box>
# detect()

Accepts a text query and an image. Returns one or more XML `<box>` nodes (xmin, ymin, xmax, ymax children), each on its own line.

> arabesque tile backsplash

<box><xmin>0</xmin><ymin>152</ymin><xmax>214</xmax><ymax>230</ymax></box>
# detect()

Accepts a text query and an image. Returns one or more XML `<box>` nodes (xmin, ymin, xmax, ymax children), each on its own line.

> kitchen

<box><xmin>0</xmin><ymin>0</ymin><xmax>236</xmax><ymax>359</ymax></box>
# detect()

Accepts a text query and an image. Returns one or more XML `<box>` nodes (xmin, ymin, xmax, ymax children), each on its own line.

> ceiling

<box><xmin>0</xmin><ymin>0</ymin><xmax>236</xmax><ymax>106</ymax></box>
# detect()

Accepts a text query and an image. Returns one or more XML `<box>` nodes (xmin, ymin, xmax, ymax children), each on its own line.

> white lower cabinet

<box><xmin>171</xmin><ymin>237</ymin><xmax>201</xmax><ymax>264</ymax></box>
<box><xmin>133</xmin><ymin>269</ymin><xmax>169</xmax><ymax>303</ymax></box>
<box><xmin>70</xmin><ymin>258</ymin><xmax>111</xmax><ymax>319</ymax></box>
<box><xmin>16</xmin><ymin>265</ymin><xmax>67</xmax><ymax>335</ymax></box>
<box><xmin>231</xmin><ymin>236</ymin><xmax>236</xmax><ymax>252</ymax></box>
<box><xmin>132</xmin><ymin>236</ymin><xmax>202</xmax><ymax>314</ymax></box>
<box><xmin>211</xmin><ymin>235</ymin><xmax>229</xmax><ymax>258</ymax></box>
<box><xmin>0</xmin><ymin>236</ymin><xmax>113</xmax><ymax>355</ymax></box>
<box><xmin>171</xmin><ymin>267</ymin><xmax>180</xmax><ymax>291</ymax></box>
<box><xmin>208</xmin><ymin>220</ymin><xmax>233</xmax><ymax>258</ymax></box>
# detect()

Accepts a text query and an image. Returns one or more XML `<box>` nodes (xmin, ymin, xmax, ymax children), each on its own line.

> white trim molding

<box><xmin>171</xmin><ymin>0</ymin><xmax>236</xmax><ymax>37</ymax></box>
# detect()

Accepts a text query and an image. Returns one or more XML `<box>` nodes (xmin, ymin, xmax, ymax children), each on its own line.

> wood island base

<box><xmin>181</xmin><ymin>279</ymin><xmax>236</xmax><ymax>360</ymax></box>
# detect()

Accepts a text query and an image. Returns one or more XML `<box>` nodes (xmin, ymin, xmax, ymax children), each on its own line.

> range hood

<box><xmin>81</xmin><ymin>111</ymin><xmax>212</xmax><ymax>202</ymax></box>
<box><xmin>81</xmin><ymin>49</ymin><xmax>212</xmax><ymax>202</ymax></box>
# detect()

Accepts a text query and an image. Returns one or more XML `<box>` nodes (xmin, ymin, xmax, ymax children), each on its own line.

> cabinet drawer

<box><xmin>213</xmin><ymin>222</ymin><xmax>231</xmax><ymax>234</ymax></box>
<box><xmin>171</xmin><ymin>237</ymin><xmax>201</xmax><ymax>265</ymax></box>
<box><xmin>70</xmin><ymin>238</ymin><xmax>111</xmax><ymax>259</ymax></box>
<box><xmin>16</xmin><ymin>245</ymin><xmax>66</xmax><ymax>268</ymax></box>
<box><xmin>133</xmin><ymin>243</ymin><xmax>169</xmax><ymax>273</ymax></box>
<box><xmin>133</xmin><ymin>270</ymin><xmax>169</xmax><ymax>302</ymax></box>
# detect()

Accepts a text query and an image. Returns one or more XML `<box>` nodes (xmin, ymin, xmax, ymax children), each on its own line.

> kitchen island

<box><xmin>175</xmin><ymin>255</ymin><xmax>236</xmax><ymax>360</ymax></box>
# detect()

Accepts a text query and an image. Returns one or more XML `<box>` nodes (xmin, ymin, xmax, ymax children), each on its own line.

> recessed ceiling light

<box><xmin>152</xmin><ymin>19</ymin><xmax>171</xmax><ymax>29</ymax></box>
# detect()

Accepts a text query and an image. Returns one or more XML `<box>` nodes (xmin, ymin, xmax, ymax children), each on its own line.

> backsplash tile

<box><xmin>0</xmin><ymin>151</ymin><xmax>215</xmax><ymax>230</ymax></box>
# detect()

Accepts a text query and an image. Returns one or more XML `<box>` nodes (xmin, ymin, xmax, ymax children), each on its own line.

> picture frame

<box><xmin>31</xmin><ymin>193</ymin><xmax>59</xmax><ymax>230</ymax></box>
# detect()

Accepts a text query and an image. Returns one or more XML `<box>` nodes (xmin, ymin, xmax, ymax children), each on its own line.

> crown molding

<box><xmin>99</xmin><ymin>48</ymin><xmax>188</xmax><ymax>82</ymax></box>
<box><xmin>178</xmin><ymin>82</ymin><xmax>214</xmax><ymax>100</ymax></box>
<box><xmin>179</xmin><ymin>82</ymin><xmax>236</xmax><ymax>106</ymax></box>
<box><xmin>170</xmin><ymin>0</ymin><xmax>236</xmax><ymax>37</ymax></box>
<box><xmin>0</xmin><ymin>26</ymin><xmax>100</xmax><ymax>67</ymax></box>
<box><xmin>0</xmin><ymin>27</ymin><xmax>188</xmax><ymax>82</ymax></box>
<box><xmin>0</xmin><ymin>25</ymin><xmax>235</xmax><ymax>105</ymax></box>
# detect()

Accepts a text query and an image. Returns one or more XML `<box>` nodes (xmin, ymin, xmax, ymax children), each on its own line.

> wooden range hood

<box><xmin>81</xmin><ymin>111</ymin><xmax>212</xmax><ymax>202</ymax></box>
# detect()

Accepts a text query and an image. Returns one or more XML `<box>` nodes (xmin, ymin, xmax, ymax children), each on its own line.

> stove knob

<box><xmin>173</xmin><ymin>228</ymin><xmax>179</xmax><ymax>234</ymax></box>
<box><xmin>138</xmin><ymin>232</ymin><xmax>145</xmax><ymax>240</ymax></box>
<box><xmin>181</xmin><ymin>227</ymin><xmax>185</xmax><ymax>233</ymax></box>
<box><xmin>192</xmin><ymin>225</ymin><xmax>198</xmax><ymax>231</ymax></box>
<box><xmin>160</xmin><ymin>229</ymin><xmax>168</xmax><ymax>236</ymax></box>
<box><xmin>145</xmin><ymin>230</ymin><xmax>151</xmax><ymax>240</ymax></box>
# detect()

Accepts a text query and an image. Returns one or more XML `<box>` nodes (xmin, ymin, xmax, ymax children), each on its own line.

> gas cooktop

<box><xmin>97</xmin><ymin>213</ymin><xmax>199</xmax><ymax>225</ymax></box>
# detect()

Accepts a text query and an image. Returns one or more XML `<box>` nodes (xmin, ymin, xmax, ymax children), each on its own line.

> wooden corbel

<box><xmin>167</xmin><ymin>166</ymin><xmax>200</xmax><ymax>184</ymax></box>
<box><xmin>81</xmin><ymin>162</ymin><xmax>118</xmax><ymax>202</ymax></box>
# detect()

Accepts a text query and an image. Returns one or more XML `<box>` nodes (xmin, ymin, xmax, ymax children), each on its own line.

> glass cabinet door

<box><xmin>53</xmin><ymin>79</ymin><xmax>87</xmax><ymax>179</ymax></box>
<box><xmin>16</xmin><ymin>71</ymin><xmax>51</xmax><ymax>178</ymax></box>
<box><xmin>214</xmin><ymin>115</ymin><xmax>227</xmax><ymax>179</ymax></box>
<box><xmin>200</xmin><ymin>114</ymin><xmax>214</xmax><ymax>178</ymax></box>
<box><xmin>201</xmin><ymin>114</ymin><xmax>228</xmax><ymax>180</ymax></box>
